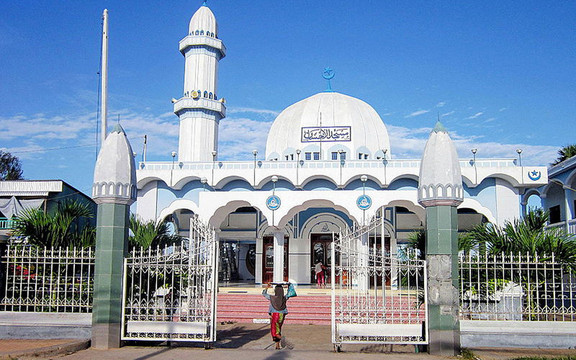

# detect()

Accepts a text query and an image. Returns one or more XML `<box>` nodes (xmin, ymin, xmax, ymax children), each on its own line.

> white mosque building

<box><xmin>134</xmin><ymin>3</ymin><xmax>548</xmax><ymax>285</ymax></box>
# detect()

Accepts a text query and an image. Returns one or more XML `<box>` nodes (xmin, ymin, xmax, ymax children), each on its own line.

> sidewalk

<box><xmin>3</xmin><ymin>324</ymin><xmax>576</xmax><ymax>360</ymax></box>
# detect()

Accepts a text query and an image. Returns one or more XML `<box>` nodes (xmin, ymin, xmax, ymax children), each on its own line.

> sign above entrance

<box><xmin>266</xmin><ymin>195</ymin><xmax>281</xmax><ymax>211</ymax></box>
<box><xmin>301</xmin><ymin>126</ymin><xmax>351</xmax><ymax>143</ymax></box>
<box><xmin>356</xmin><ymin>195</ymin><xmax>372</xmax><ymax>210</ymax></box>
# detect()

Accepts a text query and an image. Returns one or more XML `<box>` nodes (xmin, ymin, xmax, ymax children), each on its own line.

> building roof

<box><xmin>188</xmin><ymin>4</ymin><xmax>218</xmax><ymax>36</ymax></box>
<box><xmin>265</xmin><ymin>92</ymin><xmax>391</xmax><ymax>160</ymax></box>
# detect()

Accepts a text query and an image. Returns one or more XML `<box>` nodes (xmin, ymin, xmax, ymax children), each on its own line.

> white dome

<box><xmin>188</xmin><ymin>5</ymin><xmax>218</xmax><ymax>37</ymax></box>
<box><xmin>265</xmin><ymin>92</ymin><xmax>391</xmax><ymax>161</ymax></box>
<box><xmin>92</xmin><ymin>125</ymin><xmax>137</xmax><ymax>205</ymax></box>
<box><xmin>418</xmin><ymin>122</ymin><xmax>463</xmax><ymax>207</ymax></box>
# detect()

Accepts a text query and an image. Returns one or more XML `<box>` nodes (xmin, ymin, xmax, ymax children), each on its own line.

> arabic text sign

<box><xmin>301</xmin><ymin>126</ymin><xmax>351</xmax><ymax>142</ymax></box>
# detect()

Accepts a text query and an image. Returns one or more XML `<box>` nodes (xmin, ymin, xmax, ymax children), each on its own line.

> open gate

<box><xmin>121</xmin><ymin>216</ymin><xmax>218</xmax><ymax>345</ymax></box>
<box><xmin>331</xmin><ymin>220</ymin><xmax>428</xmax><ymax>351</ymax></box>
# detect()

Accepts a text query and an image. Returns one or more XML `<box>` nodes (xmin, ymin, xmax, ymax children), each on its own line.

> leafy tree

<box><xmin>129</xmin><ymin>214</ymin><xmax>183</xmax><ymax>250</ymax></box>
<box><xmin>552</xmin><ymin>144</ymin><xmax>576</xmax><ymax>165</ymax></box>
<box><xmin>12</xmin><ymin>200</ymin><xmax>95</xmax><ymax>248</ymax></box>
<box><xmin>0</xmin><ymin>150</ymin><xmax>23</xmax><ymax>180</ymax></box>
<box><xmin>466</xmin><ymin>209</ymin><xmax>576</xmax><ymax>270</ymax></box>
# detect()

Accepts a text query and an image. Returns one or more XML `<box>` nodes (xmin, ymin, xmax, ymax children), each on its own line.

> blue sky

<box><xmin>1</xmin><ymin>1</ymin><xmax>575</xmax><ymax>194</ymax></box>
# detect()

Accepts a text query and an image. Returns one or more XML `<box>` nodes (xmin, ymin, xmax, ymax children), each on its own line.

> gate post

<box><xmin>91</xmin><ymin>125</ymin><xmax>136</xmax><ymax>348</ymax></box>
<box><xmin>418</xmin><ymin>122</ymin><xmax>463</xmax><ymax>356</ymax></box>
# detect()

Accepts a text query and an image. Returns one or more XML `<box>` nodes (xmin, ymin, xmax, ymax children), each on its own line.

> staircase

<box><xmin>217</xmin><ymin>292</ymin><xmax>332</xmax><ymax>325</ymax></box>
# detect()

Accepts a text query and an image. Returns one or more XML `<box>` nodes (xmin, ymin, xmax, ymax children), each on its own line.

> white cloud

<box><xmin>466</xmin><ymin>112</ymin><xmax>484</xmax><ymax>119</ymax></box>
<box><xmin>436</xmin><ymin>102</ymin><xmax>446</xmax><ymax>107</ymax></box>
<box><xmin>441</xmin><ymin>111</ymin><xmax>455</xmax><ymax>117</ymax></box>
<box><xmin>227</xmin><ymin>107</ymin><xmax>280</xmax><ymax>117</ymax></box>
<box><xmin>404</xmin><ymin>109</ymin><xmax>430</xmax><ymax>118</ymax></box>
<box><xmin>218</xmin><ymin>116</ymin><xmax>274</xmax><ymax>160</ymax></box>
<box><xmin>499</xmin><ymin>107</ymin><xmax>508</xmax><ymax>112</ymax></box>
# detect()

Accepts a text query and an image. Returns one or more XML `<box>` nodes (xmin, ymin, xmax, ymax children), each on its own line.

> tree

<box><xmin>12</xmin><ymin>200</ymin><xmax>96</xmax><ymax>248</ymax></box>
<box><xmin>466</xmin><ymin>209</ymin><xmax>576</xmax><ymax>270</ymax></box>
<box><xmin>129</xmin><ymin>214</ymin><xmax>183</xmax><ymax>250</ymax></box>
<box><xmin>0</xmin><ymin>150</ymin><xmax>23</xmax><ymax>180</ymax></box>
<box><xmin>552</xmin><ymin>144</ymin><xmax>576</xmax><ymax>165</ymax></box>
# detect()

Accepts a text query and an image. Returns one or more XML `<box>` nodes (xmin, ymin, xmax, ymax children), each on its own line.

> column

<box><xmin>356</xmin><ymin>232</ymin><xmax>369</xmax><ymax>291</ymax></box>
<box><xmin>92</xmin><ymin>202</ymin><xmax>130</xmax><ymax>349</ymax></box>
<box><xmin>426</xmin><ymin>205</ymin><xmax>460</xmax><ymax>356</ymax></box>
<box><xmin>273</xmin><ymin>230</ymin><xmax>284</xmax><ymax>283</ymax></box>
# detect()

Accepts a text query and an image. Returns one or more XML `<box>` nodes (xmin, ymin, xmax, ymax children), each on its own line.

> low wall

<box><xmin>0</xmin><ymin>312</ymin><xmax>91</xmax><ymax>339</ymax></box>
<box><xmin>461</xmin><ymin>320</ymin><xmax>576</xmax><ymax>349</ymax></box>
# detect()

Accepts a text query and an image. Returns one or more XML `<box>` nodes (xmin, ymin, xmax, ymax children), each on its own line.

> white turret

<box><xmin>418</xmin><ymin>121</ymin><xmax>463</xmax><ymax>208</ymax></box>
<box><xmin>175</xmin><ymin>2</ymin><xmax>226</xmax><ymax>162</ymax></box>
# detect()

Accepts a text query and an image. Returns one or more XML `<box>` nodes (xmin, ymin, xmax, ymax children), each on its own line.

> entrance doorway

<box><xmin>310</xmin><ymin>233</ymin><xmax>334</xmax><ymax>285</ymax></box>
<box><xmin>262</xmin><ymin>236</ymin><xmax>288</xmax><ymax>283</ymax></box>
<box><xmin>369</xmin><ymin>233</ymin><xmax>391</xmax><ymax>287</ymax></box>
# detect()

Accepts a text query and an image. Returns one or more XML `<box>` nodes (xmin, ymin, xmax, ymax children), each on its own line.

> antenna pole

<box><xmin>100</xmin><ymin>9</ymin><xmax>109</xmax><ymax>145</ymax></box>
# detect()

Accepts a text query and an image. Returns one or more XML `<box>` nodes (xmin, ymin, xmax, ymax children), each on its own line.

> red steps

<box><xmin>217</xmin><ymin>294</ymin><xmax>332</xmax><ymax>325</ymax></box>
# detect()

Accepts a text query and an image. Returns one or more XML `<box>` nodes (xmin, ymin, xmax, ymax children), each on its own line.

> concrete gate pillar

<box><xmin>91</xmin><ymin>125</ymin><xmax>136</xmax><ymax>348</ymax></box>
<box><xmin>418</xmin><ymin>122</ymin><xmax>463</xmax><ymax>356</ymax></box>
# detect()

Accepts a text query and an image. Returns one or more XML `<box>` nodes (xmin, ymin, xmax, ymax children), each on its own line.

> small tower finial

<box><xmin>202</xmin><ymin>0</ymin><xmax>208</xmax><ymax>6</ymax></box>
<box><xmin>323</xmin><ymin>67</ymin><xmax>335</xmax><ymax>92</ymax></box>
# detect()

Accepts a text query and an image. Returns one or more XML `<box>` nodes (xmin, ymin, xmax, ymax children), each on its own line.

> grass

<box><xmin>509</xmin><ymin>357</ymin><xmax>576</xmax><ymax>360</ymax></box>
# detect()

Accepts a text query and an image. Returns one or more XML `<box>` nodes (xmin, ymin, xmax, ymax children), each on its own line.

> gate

<box><xmin>121</xmin><ymin>217</ymin><xmax>218</xmax><ymax>345</ymax></box>
<box><xmin>331</xmin><ymin>220</ymin><xmax>428</xmax><ymax>350</ymax></box>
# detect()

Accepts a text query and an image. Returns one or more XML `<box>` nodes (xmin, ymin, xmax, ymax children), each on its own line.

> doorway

<box><xmin>262</xmin><ymin>236</ymin><xmax>288</xmax><ymax>284</ymax></box>
<box><xmin>310</xmin><ymin>233</ymin><xmax>335</xmax><ymax>285</ymax></box>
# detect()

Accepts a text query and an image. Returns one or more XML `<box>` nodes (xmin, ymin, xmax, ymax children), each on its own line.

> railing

<box><xmin>0</xmin><ymin>217</ymin><xmax>16</xmax><ymax>230</ymax></box>
<box><xmin>138</xmin><ymin>158</ymin><xmax>518</xmax><ymax>172</ymax></box>
<box><xmin>546</xmin><ymin>219</ymin><xmax>576</xmax><ymax>235</ymax></box>
<box><xmin>459</xmin><ymin>252</ymin><xmax>576</xmax><ymax>322</ymax></box>
<box><xmin>0</xmin><ymin>245</ymin><xmax>95</xmax><ymax>313</ymax></box>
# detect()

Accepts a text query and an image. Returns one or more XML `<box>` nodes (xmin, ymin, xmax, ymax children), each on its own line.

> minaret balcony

<box><xmin>174</xmin><ymin>97</ymin><xmax>226</xmax><ymax>118</ymax></box>
<box><xmin>179</xmin><ymin>35</ymin><xmax>226</xmax><ymax>58</ymax></box>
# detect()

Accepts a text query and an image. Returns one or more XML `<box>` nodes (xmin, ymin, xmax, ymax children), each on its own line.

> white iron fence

<box><xmin>122</xmin><ymin>217</ymin><xmax>218</xmax><ymax>344</ymax></box>
<box><xmin>332</xmin><ymin>221</ymin><xmax>427</xmax><ymax>351</ymax></box>
<box><xmin>0</xmin><ymin>245</ymin><xmax>94</xmax><ymax>312</ymax></box>
<box><xmin>459</xmin><ymin>252</ymin><xmax>576</xmax><ymax>321</ymax></box>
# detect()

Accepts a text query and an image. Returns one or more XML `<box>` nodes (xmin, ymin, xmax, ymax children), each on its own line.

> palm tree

<box><xmin>552</xmin><ymin>144</ymin><xmax>576</xmax><ymax>165</ymax></box>
<box><xmin>128</xmin><ymin>214</ymin><xmax>183</xmax><ymax>250</ymax></box>
<box><xmin>12</xmin><ymin>200</ymin><xmax>95</xmax><ymax>248</ymax></box>
<box><xmin>466</xmin><ymin>209</ymin><xmax>576</xmax><ymax>270</ymax></box>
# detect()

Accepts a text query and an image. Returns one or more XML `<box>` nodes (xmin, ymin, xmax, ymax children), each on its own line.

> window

<box><xmin>332</xmin><ymin>152</ymin><xmax>338</xmax><ymax>160</ymax></box>
<box><xmin>550</xmin><ymin>205</ymin><xmax>561</xmax><ymax>224</ymax></box>
<box><xmin>290</xmin><ymin>154</ymin><xmax>294</xmax><ymax>160</ymax></box>
<box><xmin>195</xmin><ymin>30</ymin><xmax>199</xmax><ymax>35</ymax></box>
<box><xmin>313</xmin><ymin>152</ymin><xmax>320</xmax><ymax>160</ymax></box>
<box><xmin>285</xmin><ymin>155</ymin><xmax>289</xmax><ymax>161</ymax></box>
<box><xmin>305</xmin><ymin>152</ymin><xmax>312</xmax><ymax>160</ymax></box>
<box><xmin>364</xmin><ymin>154</ymin><xmax>368</xmax><ymax>160</ymax></box>
<box><xmin>340</xmin><ymin>152</ymin><xmax>346</xmax><ymax>160</ymax></box>
<box><xmin>358</xmin><ymin>153</ymin><xmax>363</xmax><ymax>160</ymax></box>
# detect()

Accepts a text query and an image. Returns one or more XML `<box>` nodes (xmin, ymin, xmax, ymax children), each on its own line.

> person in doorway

<box><xmin>262</xmin><ymin>282</ymin><xmax>296</xmax><ymax>349</ymax></box>
<box><xmin>315</xmin><ymin>261</ymin><xmax>326</xmax><ymax>287</ymax></box>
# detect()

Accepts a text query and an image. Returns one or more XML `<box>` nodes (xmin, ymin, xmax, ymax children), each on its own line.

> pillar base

<box><xmin>91</xmin><ymin>323</ymin><xmax>122</xmax><ymax>349</ymax></box>
<box><xmin>428</xmin><ymin>329</ymin><xmax>461</xmax><ymax>356</ymax></box>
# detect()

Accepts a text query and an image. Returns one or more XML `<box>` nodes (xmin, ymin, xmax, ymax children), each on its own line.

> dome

<box><xmin>92</xmin><ymin>124</ymin><xmax>137</xmax><ymax>205</ymax></box>
<box><xmin>265</xmin><ymin>92</ymin><xmax>391</xmax><ymax>161</ymax></box>
<box><xmin>188</xmin><ymin>5</ymin><xmax>218</xmax><ymax>37</ymax></box>
<box><xmin>418</xmin><ymin>122</ymin><xmax>463</xmax><ymax>207</ymax></box>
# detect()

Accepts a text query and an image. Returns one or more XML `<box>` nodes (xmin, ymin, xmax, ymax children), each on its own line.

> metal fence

<box><xmin>122</xmin><ymin>216</ymin><xmax>218</xmax><ymax>344</ymax></box>
<box><xmin>332</xmin><ymin>221</ymin><xmax>427</xmax><ymax>350</ymax></box>
<box><xmin>0</xmin><ymin>245</ymin><xmax>94</xmax><ymax>312</ymax></box>
<box><xmin>459</xmin><ymin>252</ymin><xmax>576</xmax><ymax>321</ymax></box>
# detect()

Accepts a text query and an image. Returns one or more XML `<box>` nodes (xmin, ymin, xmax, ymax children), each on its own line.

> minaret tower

<box><xmin>175</xmin><ymin>2</ymin><xmax>226</xmax><ymax>162</ymax></box>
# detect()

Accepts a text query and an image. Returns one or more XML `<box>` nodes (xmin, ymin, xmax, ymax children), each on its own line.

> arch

<box><xmin>137</xmin><ymin>176</ymin><xmax>166</xmax><ymax>190</ymax></box>
<box><xmin>387</xmin><ymin>176</ymin><xmax>419</xmax><ymax>190</ymax></box>
<box><xmin>300</xmin><ymin>175</ymin><xmax>338</xmax><ymax>190</ymax></box>
<box><xmin>195</xmin><ymin>30</ymin><xmax>199</xmax><ymax>35</ymax></box>
<box><xmin>209</xmin><ymin>200</ymin><xmax>268</xmax><ymax>229</ymax></box>
<box><xmin>157</xmin><ymin>199</ymin><xmax>201</xmax><ymax>227</ymax></box>
<box><xmin>300</xmin><ymin>212</ymin><xmax>351</xmax><ymax>241</ymax></box>
<box><xmin>566</xmin><ymin>169</ymin><xmax>576</xmax><ymax>188</ymax></box>
<box><xmin>277</xmin><ymin>199</ymin><xmax>359</xmax><ymax>228</ymax></box>
<box><xmin>342</xmin><ymin>174</ymin><xmax>383</xmax><ymax>189</ymax></box>
<box><xmin>203</xmin><ymin>91</ymin><xmax>208</xmax><ymax>98</ymax></box>
<box><xmin>458</xmin><ymin>199</ymin><xmax>497</xmax><ymax>224</ymax></box>
<box><xmin>478</xmin><ymin>173</ymin><xmax>520</xmax><ymax>188</ymax></box>
<box><xmin>386</xmin><ymin>200</ymin><xmax>426</xmax><ymax>223</ymax></box>
<box><xmin>214</xmin><ymin>175</ymin><xmax>253</xmax><ymax>190</ymax></box>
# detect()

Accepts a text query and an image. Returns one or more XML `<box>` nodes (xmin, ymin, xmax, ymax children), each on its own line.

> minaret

<box><xmin>418</xmin><ymin>121</ymin><xmax>463</xmax><ymax>356</ymax></box>
<box><xmin>175</xmin><ymin>2</ymin><xmax>226</xmax><ymax>162</ymax></box>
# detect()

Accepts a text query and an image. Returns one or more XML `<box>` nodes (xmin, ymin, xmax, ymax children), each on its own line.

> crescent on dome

<box><xmin>323</xmin><ymin>67</ymin><xmax>335</xmax><ymax>80</ymax></box>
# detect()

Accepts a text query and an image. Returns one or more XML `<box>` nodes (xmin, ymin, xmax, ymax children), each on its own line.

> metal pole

<box><xmin>100</xmin><ymin>9</ymin><xmax>109</xmax><ymax>145</ymax></box>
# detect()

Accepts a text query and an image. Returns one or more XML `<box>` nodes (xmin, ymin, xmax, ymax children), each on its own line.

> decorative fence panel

<box><xmin>332</xmin><ymin>220</ymin><xmax>427</xmax><ymax>350</ymax></box>
<box><xmin>459</xmin><ymin>252</ymin><xmax>576</xmax><ymax>321</ymax></box>
<box><xmin>122</xmin><ymin>216</ymin><xmax>218</xmax><ymax>344</ymax></box>
<box><xmin>0</xmin><ymin>245</ymin><xmax>94</xmax><ymax>313</ymax></box>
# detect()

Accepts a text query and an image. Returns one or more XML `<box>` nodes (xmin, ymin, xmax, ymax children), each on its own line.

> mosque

<box><xmin>134</xmin><ymin>3</ymin><xmax>548</xmax><ymax>286</ymax></box>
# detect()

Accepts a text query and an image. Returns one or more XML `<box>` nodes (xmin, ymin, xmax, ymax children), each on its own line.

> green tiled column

<box><xmin>91</xmin><ymin>203</ymin><xmax>129</xmax><ymax>349</ymax></box>
<box><xmin>426</xmin><ymin>205</ymin><xmax>460</xmax><ymax>356</ymax></box>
